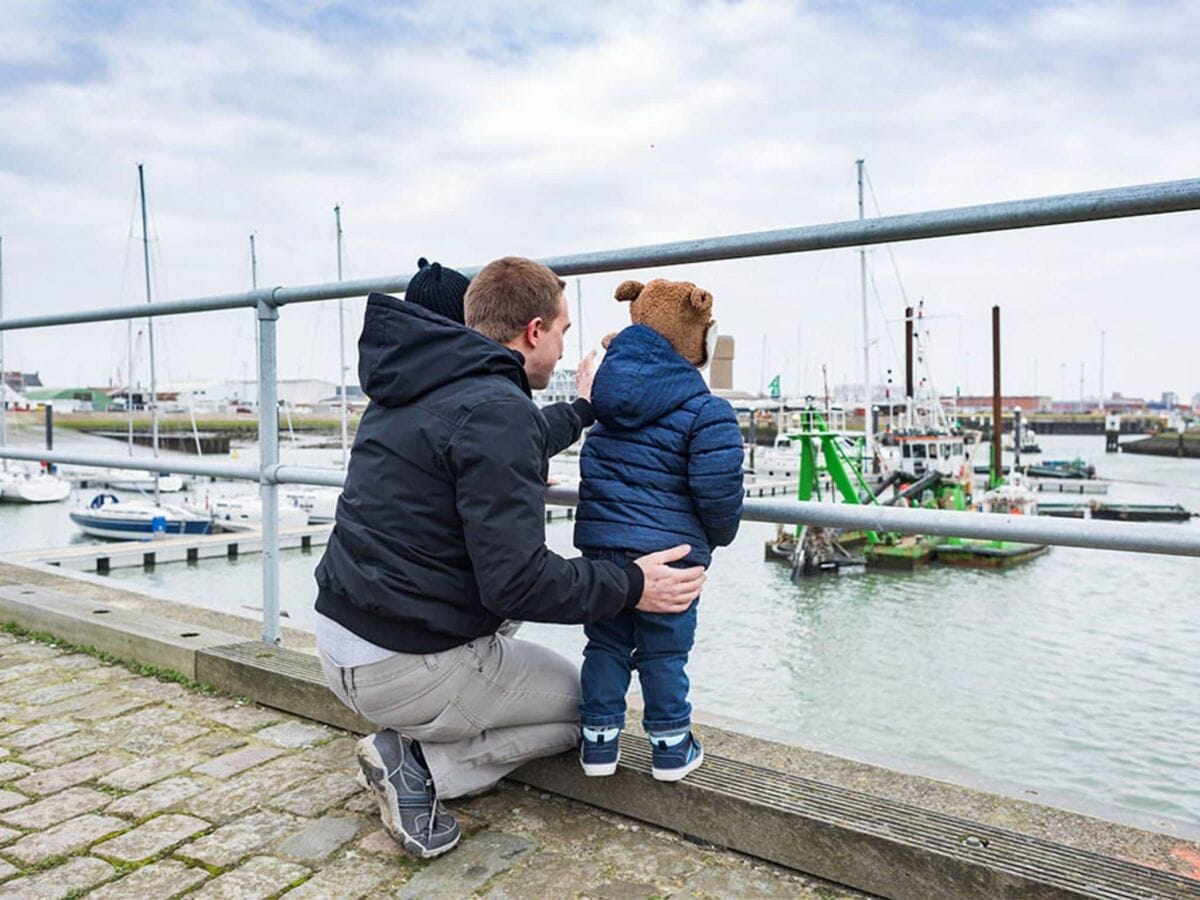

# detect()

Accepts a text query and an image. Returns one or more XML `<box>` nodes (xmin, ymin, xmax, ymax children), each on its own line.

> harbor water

<box><xmin>1</xmin><ymin>431</ymin><xmax>1198</xmax><ymax>826</ymax></box>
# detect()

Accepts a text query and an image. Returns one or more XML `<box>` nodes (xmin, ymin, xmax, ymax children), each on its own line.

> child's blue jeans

<box><xmin>579</xmin><ymin>549</ymin><xmax>698</xmax><ymax>733</ymax></box>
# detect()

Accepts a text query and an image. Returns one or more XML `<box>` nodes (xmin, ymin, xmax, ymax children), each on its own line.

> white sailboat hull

<box><xmin>69</xmin><ymin>497</ymin><xmax>211</xmax><ymax>540</ymax></box>
<box><xmin>205</xmin><ymin>495</ymin><xmax>309</xmax><ymax>533</ymax></box>
<box><xmin>63</xmin><ymin>467</ymin><xmax>186</xmax><ymax>493</ymax></box>
<box><xmin>0</xmin><ymin>471</ymin><xmax>71</xmax><ymax>504</ymax></box>
<box><xmin>280</xmin><ymin>487</ymin><xmax>340</xmax><ymax>525</ymax></box>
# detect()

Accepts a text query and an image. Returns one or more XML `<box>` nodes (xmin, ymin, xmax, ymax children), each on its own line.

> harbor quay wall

<box><xmin>0</xmin><ymin>561</ymin><xmax>1198</xmax><ymax>898</ymax></box>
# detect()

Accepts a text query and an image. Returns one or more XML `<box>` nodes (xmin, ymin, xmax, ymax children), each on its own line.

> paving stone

<box><xmin>22</xmin><ymin>682</ymin><xmax>97</xmax><ymax>706</ymax></box>
<box><xmin>1</xmin><ymin>786</ymin><xmax>111</xmax><ymax>829</ymax></box>
<box><xmin>285</xmin><ymin>855</ymin><xmax>396</xmax><ymax>899</ymax></box>
<box><xmin>87</xmin><ymin>858</ymin><xmax>209</xmax><ymax>899</ymax></box>
<box><xmin>3</xmin><ymin>720</ymin><xmax>79</xmax><ymax>750</ymax></box>
<box><xmin>190</xmin><ymin>733</ymin><xmax>249</xmax><ymax>757</ymax></box>
<box><xmin>356</xmin><ymin>827</ymin><xmax>403</xmax><ymax>855</ymax></box>
<box><xmin>0</xmin><ymin>856</ymin><xmax>114</xmax><ymax>899</ymax></box>
<box><xmin>299</xmin><ymin>735</ymin><xmax>360</xmax><ymax>774</ymax></box>
<box><xmin>204</xmin><ymin>704</ymin><xmax>280</xmax><ymax>732</ymax></box>
<box><xmin>98</xmin><ymin>750</ymin><xmax>208</xmax><ymax>793</ymax></box>
<box><xmin>269</xmin><ymin>772</ymin><xmax>361</xmax><ymax>817</ymax></box>
<box><xmin>0</xmin><ymin>762</ymin><xmax>32</xmax><ymax>782</ymax></box>
<box><xmin>180</xmin><ymin>757</ymin><xmax>325</xmax><ymax>823</ymax></box>
<box><xmin>0</xmin><ymin>824</ymin><xmax>20</xmax><ymax>845</ymax></box>
<box><xmin>52</xmin><ymin>654</ymin><xmax>101</xmax><ymax>671</ymax></box>
<box><xmin>72</xmin><ymin>693</ymin><xmax>154</xmax><ymax>722</ymax></box>
<box><xmin>19</xmin><ymin>730</ymin><xmax>111</xmax><ymax>767</ymax></box>
<box><xmin>94</xmin><ymin>705</ymin><xmax>183</xmax><ymax>736</ymax></box>
<box><xmin>94</xmin><ymin>812</ymin><xmax>209</xmax><ymax>862</ymax></box>
<box><xmin>107</xmin><ymin>775</ymin><xmax>206</xmax><ymax>819</ymax></box>
<box><xmin>125</xmin><ymin>679</ymin><xmax>189</xmax><ymax>701</ymax></box>
<box><xmin>169</xmin><ymin>694</ymin><xmax>233</xmax><ymax>716</ymax></box>
<box><xmin>256</xmin><ymin>721</ymin><xmax>331</xmax><ymax>749</ymax></box>
<box><xmin>397</xmin><ymin>830</ymin><xmax>535</xmax><ymax>898</ymax></box>
<box><xmin>0</xmin><ymin>722</ymin><xmax>20</xmax><ymax>739</ymax></box>
<box><xmin>0</xmin><ymin>859</ymin><xmax>15</xmax><ymax>881</ymax></box>
<box><xmin>276</xmin><ymin>814</ymin><xmax>365</xmax><ymax>861</ymax></box>
<box><xmin>178</xmin><ymin>809</ymin><xmax>301</xmax><ymax>867</ymax></box>
<box><xmin>10</xmin><ymin>691</ymin><xmax>107</xmax><ymax>723</ymax></box>
<box><xmin>3</xmin><ymin>812</ymin><xmax>127</xmax><ymax>864</ymax></box>
<box><xmin>0</xmin><ymin>790</ymin><xmax>24</xmax><ymax>812</ymax></box>
<box><xmin>586</xmin><ymin>879</ymin><xmax>660</xmax><ymax>898</ymax></box>
<box><xmin>118</xmin><ymin>721</ymin><xmax>209</xmax><ymax>755</ymax></box>
<box><xmin>190</xmin><ymin>855</ymin><xmax>309</xmax><ymax>900</ymax></box>
<box><xmin>12</xmin><ymin>752</ymin><xmax>127</xmax><ymax>795</ymax></box>
<box><xmin>0</xmin><ymin>662</ymin><xmax>51</xmax><ymax>685</ymax></box>
<box><xmin>192</xmin><ymin>745</ymin><xmax>284</xmax><ymax>779</ymax></box>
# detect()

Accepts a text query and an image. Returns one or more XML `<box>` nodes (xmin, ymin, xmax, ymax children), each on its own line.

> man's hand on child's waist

<box><xmin>633</xmin><ymin>545</ymin><xmax>705</xmax><ymax>614</ymax></box>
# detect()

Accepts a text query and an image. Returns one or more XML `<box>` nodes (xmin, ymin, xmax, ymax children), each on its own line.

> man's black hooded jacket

<box><xmin>315</xmin><ymin>293</ymin><xmax>642</xmax><ymax>653</ymax></box>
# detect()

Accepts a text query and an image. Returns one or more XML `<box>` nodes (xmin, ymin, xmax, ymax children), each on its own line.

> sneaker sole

<box><xmin>651</xmin><ymin>747</ymin><xmax>704</xmax><ymax>782</ymax></box>
<box><xmin>356</xmin><ymin>740</ymin><xmax>461</xmax><ymax>859</ymax></box>
<box><xmin>581</xmin><ymin>749</ymin><xmax>620</xmax><ymax>777</ymax></box>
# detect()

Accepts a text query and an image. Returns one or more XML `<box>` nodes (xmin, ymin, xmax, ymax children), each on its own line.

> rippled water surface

<box><xmin>2</xmin><ymin>432</ymin><xmax>1198</xmax><ymax>823</ymax></box>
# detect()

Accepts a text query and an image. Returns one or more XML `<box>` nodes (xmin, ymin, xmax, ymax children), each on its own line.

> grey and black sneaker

<box><xmin>356</xmin><ymin>730</ymin><xmax>461</xmax><ymax>859</ymax></box>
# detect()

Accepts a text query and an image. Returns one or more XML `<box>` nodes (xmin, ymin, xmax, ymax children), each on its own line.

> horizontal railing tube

<box><xmin>544</xmin><ymin>485</ymin><xmax>1200</xmax><ymax>558</ymax></box>
<box><xmin>0</xmin><ymin>447</ymin><xmax>260</xmax><ymax>482</ymax></box>
<box><xmin>3</xmin><ymin>446</ymin><xmax>1197</xmax><ymax>558</ymax></box>
<box><xmin>2</xmin><ymin>177</ymin><xmax>1198</xmax><ymax>333</ymax></box>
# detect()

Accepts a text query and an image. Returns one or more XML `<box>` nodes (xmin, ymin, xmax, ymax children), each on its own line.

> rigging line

<box><xmin>863</xmin><ymin>165</ymin><xmax>911</xmax><ymax>307</ymax></box>
<box><xmin>866</xmin><ymin>255</ymin><xmax>903</xmax><ymax>373</ymax></box>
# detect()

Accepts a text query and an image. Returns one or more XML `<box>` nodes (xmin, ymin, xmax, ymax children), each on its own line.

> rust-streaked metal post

<box><xmin>904</xmin><ymin>306</ymin><xmax>915</xmax><ymax>402</ymax></box>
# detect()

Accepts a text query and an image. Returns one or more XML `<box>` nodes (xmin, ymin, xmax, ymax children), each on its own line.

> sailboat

<box><xmin>73</xmin><ymin>165</ymin><xmax>199</xmax><ymax>538</ymax></box>
<box><xmin>0</xmin><ymin>236</ymin><xmax>71</xmax><ymax>504</ymax></box>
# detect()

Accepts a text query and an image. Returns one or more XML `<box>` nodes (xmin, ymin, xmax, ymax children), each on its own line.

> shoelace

<box><xmin>426</xmin><ymin>777</ymin><xmax>440</xmax><ymax>844</ymax></box>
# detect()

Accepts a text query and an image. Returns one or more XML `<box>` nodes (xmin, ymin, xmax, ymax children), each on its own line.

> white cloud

<box><xmin>1</xmin><ymin>0</ymin><xmax>1197</xmax><ymax>401</ymax></box>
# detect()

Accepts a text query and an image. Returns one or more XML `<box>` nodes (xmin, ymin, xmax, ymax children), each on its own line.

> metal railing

<box><xmin>2</xmin><ymin>177</ymin><xmax>1198</xmax><ymax>643</ymax></box>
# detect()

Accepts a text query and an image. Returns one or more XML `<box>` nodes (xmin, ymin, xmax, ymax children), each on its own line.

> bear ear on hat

<box><xmin>417</xmin><ymin>257</ymin><xmax>429</xmax><ymax>268</ymax></box>
<box><xmin>689</xmin><ymin>286</ymin><xmax>713</xmax><ymax>312</ymax></box>
<box><xmin>614</xmin><ymin>280</ymin><xmax>644</xmax><ymax>302</ymax></box>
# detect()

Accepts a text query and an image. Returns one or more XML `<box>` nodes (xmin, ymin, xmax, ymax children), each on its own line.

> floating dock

<box><xmin>1038</xmin><ymin>502</ymin><xmax>1194</xmax><ymax>523</ymax></box>
<box><xmin>1</xmin><ymin>524</ymin><xmax>332</xmax><ymax>573</ymax></box>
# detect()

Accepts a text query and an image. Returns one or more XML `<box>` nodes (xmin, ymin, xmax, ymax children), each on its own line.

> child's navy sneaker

<box><xmin>580</xmin><ymin>726</ymin><xmax>621</xmax><ymax>776</ymax></box>
<box><xmin>649</xmin><ymin>730</ymin><xmax>703</xmax><ymax>781</ymax></box>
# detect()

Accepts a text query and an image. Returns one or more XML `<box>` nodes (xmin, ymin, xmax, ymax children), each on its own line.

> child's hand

<box><xmin>575</xmin><ymin>350</ymin><xmax>599</xmax><ymax>402</ymax></box>
<box><xmin>633</xmin><ymin>545</ymin><xmax>705</xmax><ymax>614</ymax></box>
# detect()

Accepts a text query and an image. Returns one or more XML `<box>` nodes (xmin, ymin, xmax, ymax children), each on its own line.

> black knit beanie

<box><xmin>405</xmin><ymin>257</ymin><xmax>470</xmax><ymax>324</ymax></box>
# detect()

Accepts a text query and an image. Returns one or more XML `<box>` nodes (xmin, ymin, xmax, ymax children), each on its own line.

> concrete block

<box><xmin>195</xmin><ymin>642</ymin><xmax>374</xmax><ymax>735</ymax></box>
<box><xmin>0</xmin><ymin>584</ymin><xmax>241</xmax><ymax>680</ymax></box>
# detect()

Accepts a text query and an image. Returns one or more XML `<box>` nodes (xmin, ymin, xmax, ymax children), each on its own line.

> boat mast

<box><xmin>856</xmin><ymin>159</ymin><xmax>872</xmax><ymax>469</ymax></box>
<box><xmin>335</xmin><ymin>205</ymin><xmax>348</xmax><ymax>470</ymax></box>
<box><xmin>250</xmin><ymin>232</ymin><xmax>260</xmax><ymax>412</ymax></box>
<box><xmin>0</xmin><ymin>236</ymin><xmax>7</xmax><ymax>461</ymax></box>
<box><xmin>137</xmin><ymin>163</ymin><xmax>160</xmax><ymax>505</ymax></box>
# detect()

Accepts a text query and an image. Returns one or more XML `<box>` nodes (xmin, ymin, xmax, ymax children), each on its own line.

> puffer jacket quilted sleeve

<box><xmin>687</xmin><ymin>395</ymin><xmax>745</xmax><ymax>548</ymax></box>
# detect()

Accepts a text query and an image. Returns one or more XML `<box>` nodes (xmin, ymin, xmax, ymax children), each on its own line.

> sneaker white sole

<box><xmin>581</xmin><ymin>750</ymin><xmax>620</xmax><ymax>777</ymax></box>
<box><xmin>356</xmin><ymin>739</ymin><xmax>461</xmax><ymax>859</ymax></box>
<box><xmin>651</xmin><ymin>747</ymin><xmax>704</xmax><ymax>782</ymax></box>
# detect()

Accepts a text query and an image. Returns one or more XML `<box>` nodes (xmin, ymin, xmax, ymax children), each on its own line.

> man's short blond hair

<box><xmin>465</xmin><ymin>257</ymin><xmax>566</xmax><ymax>344</ymax></box>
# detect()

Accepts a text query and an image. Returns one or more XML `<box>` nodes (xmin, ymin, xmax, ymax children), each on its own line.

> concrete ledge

<box><xmin>195</xmin><ymin>640</ymin><xmax>375</xmax><ymax>735</ymax></box>
<box><xmin>1</xmin><ymin>584</ymin><xmax>1198</xmax><ymax>899</ymax></box>
<box><xmin>511</xmin><ymin>742</ymin><xmax>1200</xmax><ymax>899</ymax></box>
<box><xmin>0</xmin><ymin>584</ymin><xmax>240</xmax><ymax>679</ymax></box>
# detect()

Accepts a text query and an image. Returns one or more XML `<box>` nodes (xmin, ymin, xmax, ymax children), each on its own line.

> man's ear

<box><xmin>524</xmin><ymin>317</ymin><xmax>543</xmax><ymax>347</ymax></box>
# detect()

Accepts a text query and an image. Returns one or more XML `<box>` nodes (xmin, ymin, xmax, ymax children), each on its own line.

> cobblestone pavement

<box><xmin>0</xmin><ymin>633</ymin><xmax>866</xmax><ymax>899</ymax></box>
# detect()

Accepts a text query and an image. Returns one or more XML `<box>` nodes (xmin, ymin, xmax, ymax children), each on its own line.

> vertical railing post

<box><xmin>257</xmin><ymin>295</ymin><xmax>281</xmax><ymax>645</ymax></box>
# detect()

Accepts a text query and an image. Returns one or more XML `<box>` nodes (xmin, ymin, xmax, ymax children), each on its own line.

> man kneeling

<box><xmin>313</xmin><ymin>256</ymin><xmax>705</xmax><ymax>858</ymax></box>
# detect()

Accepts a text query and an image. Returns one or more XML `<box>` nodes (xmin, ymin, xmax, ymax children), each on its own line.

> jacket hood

<box><xmin>358</xmin><ymin>293</ymin><xmax>529</xmax><ymax>406</ymax></box>
<box><xmin>591</xmin><ymin>324</ymin><xmax>709</xmax><ymax>429</ymax></box>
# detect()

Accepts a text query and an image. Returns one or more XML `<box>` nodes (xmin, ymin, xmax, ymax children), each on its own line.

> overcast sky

<box><xmin>1</xmin><ymin>0</ymin><xmax>1197</xmax><ymax>402</ymax></box>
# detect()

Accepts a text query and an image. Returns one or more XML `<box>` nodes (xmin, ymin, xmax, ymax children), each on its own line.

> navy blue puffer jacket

<box><xmin>574</xmin><ymin>324</ymin><xmax>745</xmax><ymax>567</ymax></box>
